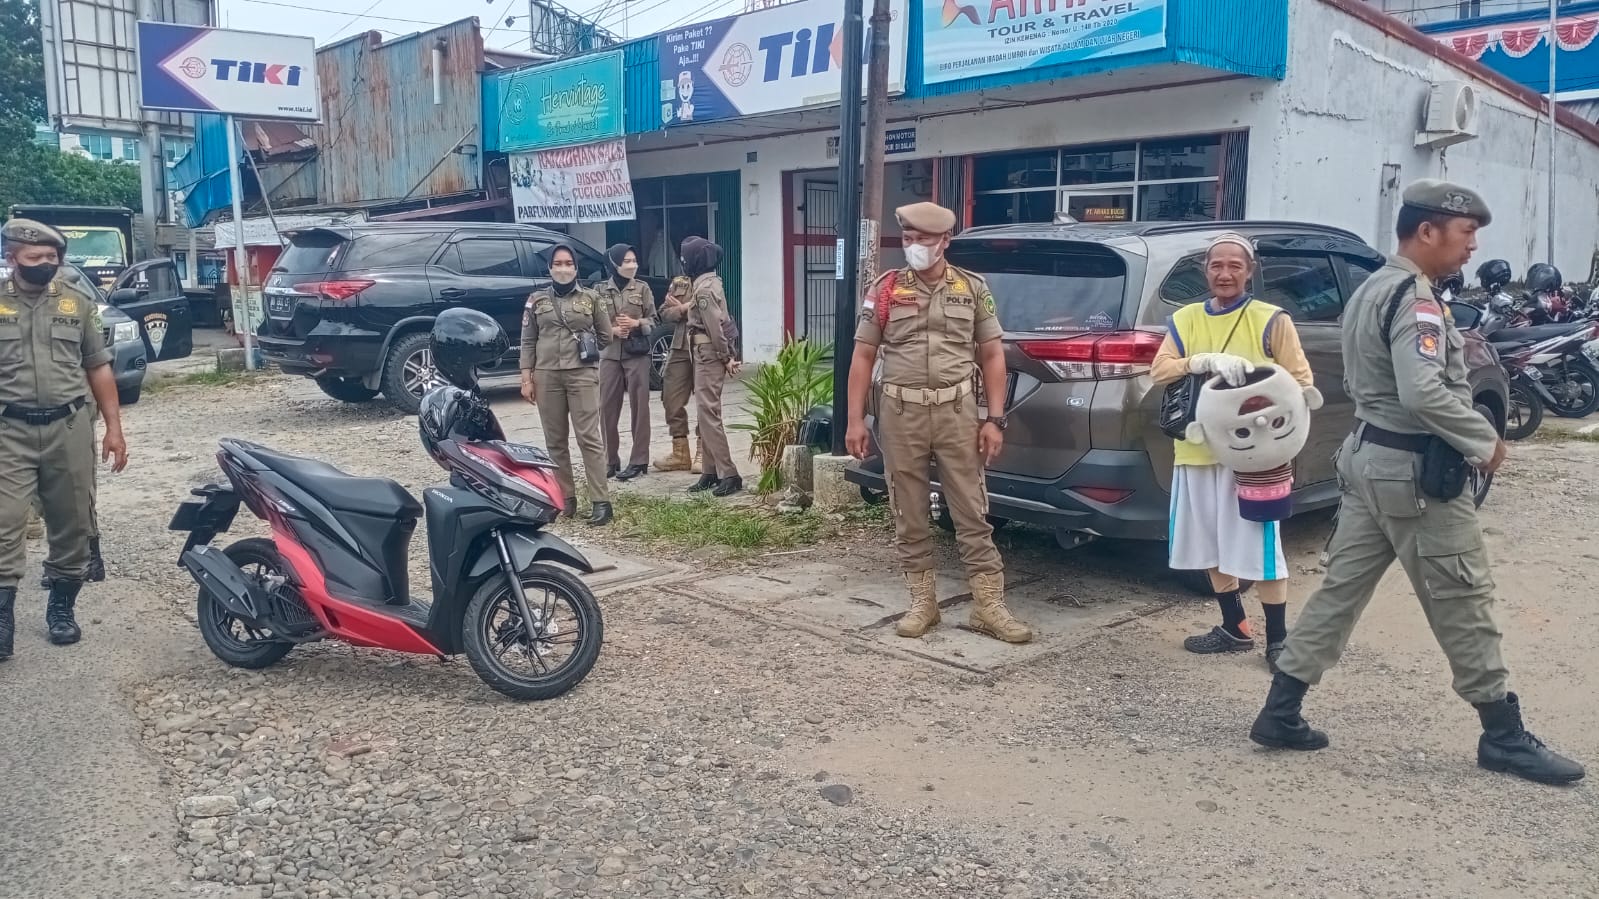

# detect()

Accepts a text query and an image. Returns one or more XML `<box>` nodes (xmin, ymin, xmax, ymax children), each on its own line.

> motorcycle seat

<box><xmin>249</xmin><ymin>446</ymin><xmax>422</xmax><ymax>519</ymax></box>
<box><xmin>1488</xmin><ymin>322</ymin><xmax>1590</xmax><ymax>352</ymax></box>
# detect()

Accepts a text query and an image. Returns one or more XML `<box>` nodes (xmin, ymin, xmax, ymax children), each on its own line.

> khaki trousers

<box><xmin>600</xmin><ymin>354</ymin><xmax>652</xmax><ymax>469</ymax></box>
<box><xmin>1277</xmin><ymin>433</ymin><xmax>1508</xmax><ymax>704</ymax></box>
<box><xmin>878</xmin><ymin>389</ymin><xmax>1001</xmax><ymax>576</ymax></box>
<box><xmin>0</xmin><ymin>406</ymin><xmax>96</xmax><ymax>586</ymax></box>
<box><xmin>692</xmin><ymin>347</ymin><xmax>737</xmax><ymax>479</ymax></box>
<box><xmin>533</xmin><ymin>367</ymin><xmax>610</xmax><ymax>505</ymax></box>
<box><xmin>661</xmin><ymin>349</ymin><xmax>695</xmax><ymax>440</ymax></box>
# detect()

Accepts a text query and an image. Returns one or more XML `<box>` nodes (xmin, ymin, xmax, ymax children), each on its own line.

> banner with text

<box><xmin>510</xmin><ymin>139</ymin><xmax>636</xmax><ymax>224</ymax></box>
<box><xmin>921</xmin><ymin>0</ymin><xmax>1167</xmax><ymax>85</ymax></box>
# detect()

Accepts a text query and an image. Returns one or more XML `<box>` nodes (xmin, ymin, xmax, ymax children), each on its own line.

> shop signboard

<box><xmin>497</xmin><ymin>52</ymin><xmax>625</xmax><ymax>153</ymax></box>
<box><xmin>657</xmin><ymin>0</ymin><xmax>908</xmax><ymax>127</ymax></box>
<box><xmin>137</xmin><ymin>22</ymin><xmax>319</xmax><ymax>120</ymax></box>
<box><xmin>510</xmin><ymin>138</ymin><xmax>636</xmax><ymax>224</ymax></box>
<box><xmin>920</xmin><ymin>0</ymin><xmax>1167</xmax><ymax>85</ymax></box>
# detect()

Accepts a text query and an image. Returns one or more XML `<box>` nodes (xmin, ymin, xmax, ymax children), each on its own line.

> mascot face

<box><xmin>1185</xmin><ymin>365</ymin><xmax>1321</xmax><ymax>473</ymax></box>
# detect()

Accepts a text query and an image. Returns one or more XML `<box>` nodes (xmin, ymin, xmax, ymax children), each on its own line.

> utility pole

<box><xmin>830</xmin><ymin>0</ymin><xmax>865</xmax><ymax>457</ymax></box>
<box><xmin>1547</xmin><ymin>0</ymin><xmax>1558</xmax><ymax>265</ymax></box>
<box><xmin>858</xmin><ymin>0</ymin><xmax>893</xmax><ymax>292</ymax></box>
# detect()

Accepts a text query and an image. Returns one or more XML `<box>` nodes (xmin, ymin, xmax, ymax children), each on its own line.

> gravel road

<box><xmin>2</xmin><ymin>371</ymin><xmax>1594</xmax><ymax>899</ymax></box>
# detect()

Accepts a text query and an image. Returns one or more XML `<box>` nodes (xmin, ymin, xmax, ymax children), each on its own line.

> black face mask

<box><xmin>14</xmin><ymin>262</ymin><xmax>58</xmax><ymax>286</ymax></box>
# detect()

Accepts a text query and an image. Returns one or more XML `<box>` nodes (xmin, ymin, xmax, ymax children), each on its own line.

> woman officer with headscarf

<box><xmin>680</xmin><ymin>236</ymin><xmax>742</xmax><ymax>497</ymax></box>
<box><xmin>520</xmin><ymin>244</ymin><xmax>615</xmax><ymax>526</ymax></box>
<box><xmin>595</xmin><ymin>244</ymin><xmax>657</xmax><ymax>481</ymax></box>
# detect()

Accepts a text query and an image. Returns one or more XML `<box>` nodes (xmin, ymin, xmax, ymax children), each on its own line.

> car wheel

<box><xmin>315</xmin><ymin>375</ymin><xmax>380</xmax><ymax>404</ymax></box>
<box><xmin>649</xmin><ymin>333</ymin><xmax>671</xmax><ymax>392</ymax></box>
<box><xmin>117</xmin><ymin>385</ymin><xmax>141</xmax><ymax>406</ymax></box>
<box><xmin>381</xmin><ymin>332</ymin><xmax>443</xmax><ymax>415</ymax></box>
<box><xmin>859</xmin><ymin>485</ymin><xmax>887</xmax><ymax>506</ymax></box>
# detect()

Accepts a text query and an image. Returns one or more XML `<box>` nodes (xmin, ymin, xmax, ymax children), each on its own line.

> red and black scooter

<box><xmin>169</xmin><ymin>309</ymin><xmax>603</xmax><ymax>700</ymax></box>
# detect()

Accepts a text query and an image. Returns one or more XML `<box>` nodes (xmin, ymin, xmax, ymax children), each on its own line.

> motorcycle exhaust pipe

<box><xmin>181</xmin><ymin>545</ymin><xmax>269</xmax><ymax>623</ymax></box>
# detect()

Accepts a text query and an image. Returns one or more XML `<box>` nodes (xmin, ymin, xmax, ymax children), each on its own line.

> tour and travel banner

<box><xmin>921</xmin><ymin>0</ymin><xmax>1167</xmax><ymax>85</ymax></box>
<box><xmin>510</xmin><ymin>139</ymin><xmax>637</xmax><ymax>224</ymax></box>
<box><xmin>497</xmin><ymin>52</ymin><xmax>624</xmax><ymax>153</ymax></box>
<box><xmin>657</xmin><ymin>0</ymin><xmax>908</xmax><ymax>127</ymax></box>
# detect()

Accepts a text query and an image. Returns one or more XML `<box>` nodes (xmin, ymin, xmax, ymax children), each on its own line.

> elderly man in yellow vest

<box><xmin>1151</xmin><ymin>233</ymin><xmax>1315</xmax><ymax>672</ymax></box>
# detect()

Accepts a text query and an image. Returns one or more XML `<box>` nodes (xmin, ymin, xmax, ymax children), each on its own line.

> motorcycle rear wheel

<box><xmin>1547</xmin><ymin>362</ymin><xmax>1599</xmax><ymax>418</ymax></box>
<box><xmin>197</xmin><ymin>538</ymin><xmax>295</xmax><ymax>670</ymax></box>
<box><xmin>1504</xmin><ymin>381</ymin><xmax>1544</xmax><ymax>441</ymax></box>
<box><xmin>462</xmin><ymin>562</ymin><xmax>604</xmax><ymax>701</ymax></box>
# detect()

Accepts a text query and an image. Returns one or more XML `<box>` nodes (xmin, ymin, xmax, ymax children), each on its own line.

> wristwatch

<box><xmin>985</xmin><ymin>415</ymin><xmax>1008</xmax><ymax>431</ymax></box>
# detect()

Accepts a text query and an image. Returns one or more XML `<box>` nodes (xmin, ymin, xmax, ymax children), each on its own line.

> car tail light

<box><xmin>1018</xmin><ymin>331</ymin><xmax>1163</xmax><ymax>380</ymax></box>
<box><xmin>1073</xmin><ymin>486</ymin><xmax>1133</xmax><ymax>505</ymax></box>
<box><xmin>294</xmin><ymin>279</ymin><xmax>374</xmax><ymax>302</ymax></box>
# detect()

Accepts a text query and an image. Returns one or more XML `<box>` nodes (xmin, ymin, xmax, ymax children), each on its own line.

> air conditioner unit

<box><xmin>1415</xmin><ymin>81</ymin><xmax>1480</xmax><ymax>149</ymax></box>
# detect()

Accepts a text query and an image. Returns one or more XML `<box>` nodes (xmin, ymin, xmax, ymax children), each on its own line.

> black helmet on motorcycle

<box><xmin>1476</xmin><ymin>259</ymin><xmax>1512</xmax><ymax>293</ymax></box>
<box><xmin>1525</xmin><ymin>262</ymin><xmax>1563</xmax><ymax>295</ymax></box>
<box><xmin>431</xmin><ymin>308</ymin><xmax>508</xmax><ymax>391</ymax></box>
<box><xmin>1437</xmin><ymin>271</ymin><xmax>1465</xmax><ymax>296</ymax></box>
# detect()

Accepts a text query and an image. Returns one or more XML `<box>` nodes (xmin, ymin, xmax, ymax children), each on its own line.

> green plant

<box><xmin>612</xmin><ymin>494</ymin><xmax>822</xmax><ymax>551</ymax></box>
<box><xmin>732</xmin><ymin>337</ymin><xmax>833</xmax><ymax>494</ymax></box>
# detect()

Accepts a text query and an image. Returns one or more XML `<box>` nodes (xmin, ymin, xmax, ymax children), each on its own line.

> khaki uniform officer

<box><xmin>1250</xmin><ymin>181</ymin><xmax>1583</xmax><ymax>786</ymax></box>
<box><xmin>0</xmin><ymin>219</ymin><xmax>130</xmax><ymax>661</ymax></box>
<box><xmin>596</xmin><ymin>244</ymin><xmax>657</xmax><ymax>481</ymax></box>
<box><xmin>519</xmin><ymin>244</ymin><xmax>615</xmax><ymax>528</ymax></box>
<box><xmin>682</xmin><ymin>237</ymin><xmax>742</xmax><ymax>497</ymax></box>
<box><xmin>844</xmin><ymin>202</ymin><xmax>1031</xmax><ymax>644</ymax></box>
<box><xmin>652</xmin><ymin>275</ymin><xmax>697</xmax><ymax>473</ymax></box>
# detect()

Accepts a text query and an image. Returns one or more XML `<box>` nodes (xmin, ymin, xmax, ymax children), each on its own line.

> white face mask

<box><xmin>551</xmin><ymin>265</ymin><xmax>577</xmax><ymax>285</ymax></box>
<box><xmin>904</xmin><ymin>243</ymin><xmax>940</xmax><ymax>272</ymax></box>
<box><xmin>617</xmin><ymin>261</ymin><xmax>639</xmax><ymax>280</ymax></box>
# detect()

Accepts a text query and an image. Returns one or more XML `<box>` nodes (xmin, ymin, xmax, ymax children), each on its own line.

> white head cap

<box><xmin>1207</xmin><ymin>232</ymin><xmax>1257</xmax><ymax>262</ymax></box>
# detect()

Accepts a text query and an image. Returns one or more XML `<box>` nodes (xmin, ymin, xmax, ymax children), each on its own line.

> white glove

<box><xmin>1188</xmin><ymin>353</ymin><xmax>1255</xmax><ymax>387</ymax></box>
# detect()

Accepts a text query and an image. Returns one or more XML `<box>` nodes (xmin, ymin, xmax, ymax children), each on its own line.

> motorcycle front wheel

<box><xmin>1504</xmin><ymin>378</ymin><xmax>1545</xmax><ymax>441</ymax></box>
<box><xmin>462</xmin><ymin>562</ymin><xmax>604</xmax><ymax>701</ymax></box>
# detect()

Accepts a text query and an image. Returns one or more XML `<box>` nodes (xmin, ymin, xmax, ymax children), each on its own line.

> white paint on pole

<box><xmin>225</xmin><ymin>115</ymin><xmax>256</xmax><ymax>371</ymax></box>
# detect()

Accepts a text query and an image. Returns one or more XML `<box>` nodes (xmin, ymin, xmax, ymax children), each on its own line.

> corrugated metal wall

<box><xmin>906</xmin><ymin>0</ymin><xmax>1288</xmax><ymax>99</ymax></box>
<box><xmin>314</xmin><ymin>21</ymin><xmax>486</xmax><ymax>206</ymax></box>
<box><xmin>621</xmin><ymin>37</ymin><xmax>660</xmax><ymax>136</ymax></box>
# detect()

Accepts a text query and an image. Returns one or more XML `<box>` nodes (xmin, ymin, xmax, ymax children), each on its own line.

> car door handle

<box><xmin>439</xmin><ymin>288</ymin><xmax>467</xmax><ymax>300</ymax></box>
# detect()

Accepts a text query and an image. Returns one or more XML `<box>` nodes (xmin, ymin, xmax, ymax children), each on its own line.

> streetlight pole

<box><xmin>830</xmin><ymin>0</ymin><xmax>865</xmax><ymax>457</ymax></box>
<box><xmin>1547</xmin><ymin>0</ymin><xmax>1558</xmax><ymax>266</ymax></box>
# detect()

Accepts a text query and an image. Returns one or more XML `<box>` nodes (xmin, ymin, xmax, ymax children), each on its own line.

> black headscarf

<box><xmin>546</xmin><ymin>243</ymin><xmax>580</xmax><ymax>297</ymax></box>
<box><xmin>680</xmin><ymin>236</ymin><xmax>723</xmax><ymax>279</ymax></box>
<box><xmin>606</xmin><ymin>243</ymin><xmax>636</xmax><ymax>287</ymax></box>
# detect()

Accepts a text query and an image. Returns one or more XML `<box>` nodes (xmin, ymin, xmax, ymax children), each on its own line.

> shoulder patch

<box><xmin>981</xmin><ymin>290</ymin><xmax>996</xmax><ymax>315</ymax></box>
<box><xmin>1414</xmin><ymin>299</ymin><xmax>1443</xmax><ymax>328</ymax></box>
<box><xmin>1417</xmin><ymin>330</ymin><xmax>1440</xmax><ymax>360</ymax></box>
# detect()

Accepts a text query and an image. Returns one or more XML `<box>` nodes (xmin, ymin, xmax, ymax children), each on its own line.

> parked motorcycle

<box><xmin>1491</xmin><ymin>319</ymin><xmax>1599</xmax><ymax>422</ymax></box>
<box><xmin>169</xmin><ymin>309</ymin><xmax>604</xmax><ymax>700</ymax></box>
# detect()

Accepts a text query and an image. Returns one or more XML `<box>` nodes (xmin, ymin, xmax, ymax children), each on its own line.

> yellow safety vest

<box><xmin>1169</xmin><ymin>297</ymin><xmax>1284</xmax><ymax>467</ymax></box>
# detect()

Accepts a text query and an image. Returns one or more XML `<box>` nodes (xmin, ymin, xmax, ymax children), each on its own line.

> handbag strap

<box><xmin>1211</xmin><ymin>295</ymin><xmax>1253</xmax><ymax>356</ymax></box>
<box><xmin>552</xmin><ymin>289</ymin><xmax>591</xmax><ymax>339</ymax></box>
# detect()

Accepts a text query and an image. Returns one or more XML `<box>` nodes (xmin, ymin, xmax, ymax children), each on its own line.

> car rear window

<box><xmin>945</xmin><ymin>240</ymin><xmax>1128</xmax><ymax>333</ymax></box>
<box><xmin>274</xmin><ymin>231</ymin><xmax>346</xmax><ymax>275</ymax></box>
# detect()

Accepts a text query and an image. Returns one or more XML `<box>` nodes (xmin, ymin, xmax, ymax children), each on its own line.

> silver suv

<box><xmin>845</xmin><ymin>221</ymin><xmax>1509</xmax><ymax>557</ymax></box>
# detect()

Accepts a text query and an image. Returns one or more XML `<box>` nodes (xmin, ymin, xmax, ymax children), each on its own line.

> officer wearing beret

<box><xmin>0</xmin><ymin>218</ymin><xmax>129</xmax><ymax>662</ymax></box>
<box><xmin>1249</xmin><ymin>181</ymin><xmax>1584</xmax><ymax>786</ymax></box>
<box><xmin>845</xmin><ymin>202</ymin><xmax>1031</xmax><ymax>644</ymax></box>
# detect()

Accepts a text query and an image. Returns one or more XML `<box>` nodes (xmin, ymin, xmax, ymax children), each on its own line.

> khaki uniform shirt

<box><xmin>854</xmin><ymin>265</ymin><xmax>1002</xmax><ymax>390</ymax></box>
<box><xmin>686</xmin><ymin>273</ymin><xmax>733</xmax><ymax>362</ymax></box>
<box><xmin>1343</xmin><ymin>254</ymin><xmax>1499</xmax><ymax>465</ymax></box>
<box><xmin>519</xmin><ymin>286</ymin><xmax>612</xmax><ymax>372</ymax></box>
<box><xmin>0</xmin><ymin>276</ymin><xmax>112</xmax><ymax>407</ymax></box>
<box><xmin>658</xmin><ymin>276</ymin><xmax>694</xmax><ymax>353</ymax></box>
<box><xmin>595</xmin><ymin>277</ymin><xmax>657</xmax><ymax>362</ymax></box>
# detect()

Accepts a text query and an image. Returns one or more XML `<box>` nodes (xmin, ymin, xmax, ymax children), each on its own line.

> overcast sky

<box><xmin>217</xmin><ymin>0</ymin><xmax>749</xmax><ymax>51</ymax></box>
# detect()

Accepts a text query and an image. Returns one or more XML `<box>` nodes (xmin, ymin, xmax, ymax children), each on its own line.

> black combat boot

<box><xmin>0</xmin><ymin>586</ymin><xmax>16</xmax><ymax>662</ymax></box>
<box><xmin>46</xmin><ymin>580</ymin><xmax>83</xmax><ymax>646</ymax></box>
<box><xmin>1475</xmin><ymin>694</ymin><xmax>1585</xmax><ymax>785</ymax></box>
<box><xmin>1249</xmin><ymin>672</ymin><xmax>1330</xmax><ymax>751</ymax></box>
<box><xmin>711</xmin><ymin>476</ymin><xmax>744</xmax><ymax>498</ymax></box>
<box><xmin>687</xmin><ymin>473</ymin><xmax>718</xmax><ymax>494</ymax></box>
<box><xmin>86</xmin><ymin>537</ymin><xmax>105</xmax><ymax>582</ymax></box>
<box><xmin>588</xmin><ymin>502</ymin><xmax>614</xmax><ymax>527</ymax></box>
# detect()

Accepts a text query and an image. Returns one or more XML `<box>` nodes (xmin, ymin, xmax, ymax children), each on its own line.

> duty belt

<box><xmin>1354</xmin><ymin>420</ymin><xmax>1431</xmax><ymax>454</ymax></box>
<box><xmin>882</xmin><ymin>382</ymin><xmax>971</xmax><ymax>406</ymax></box>
<box><xmin>1</xmin><ymin>396</ymin><xmax>86</xmax><ymax>426</ymax></box>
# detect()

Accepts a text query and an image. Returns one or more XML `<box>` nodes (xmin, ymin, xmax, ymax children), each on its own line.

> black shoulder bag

<box><xmin>556</xmin><ymin>293</ymin><xmax>601</xmax><ymax>364</ymax></box>
<box><xmin>617</xmin><ymin>287</ymin><xmax>653</xmax><ymax>357</ymax></box>
<box><xmin>1158</xmin><ymin>298</ymin><xmax>1253</xmax><ymax>441</ymax></box>
<box><xmin>1378</xmin><ymin>276</ymin><xmax>1469</xmax><ymax>501</ymax></box>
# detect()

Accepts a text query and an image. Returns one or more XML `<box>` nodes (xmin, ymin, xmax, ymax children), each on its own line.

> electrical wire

<box><xmin>229</xmin><ymin>0</ymin><xmax>453</xmax><ymax>29</ymax></box>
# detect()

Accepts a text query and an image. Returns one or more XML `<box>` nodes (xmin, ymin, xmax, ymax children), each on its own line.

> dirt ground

<box><xmin>2</xmin><ymin>369</ymin><xmax>1595</xmax><ymax>899</ymax></box>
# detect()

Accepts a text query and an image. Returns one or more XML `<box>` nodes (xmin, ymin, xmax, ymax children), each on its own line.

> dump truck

<box><xmin>5</xmin><ymin>204</ymin><xmax>136</xmax><ymax>289</ymax></box>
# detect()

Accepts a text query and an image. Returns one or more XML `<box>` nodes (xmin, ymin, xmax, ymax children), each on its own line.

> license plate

<box><xmin>266</xmin><ymin>295</ymin><xmax>295</xmax><ymax>317</ymax></box>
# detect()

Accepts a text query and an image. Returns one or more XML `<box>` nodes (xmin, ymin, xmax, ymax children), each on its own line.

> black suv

<box><xmin>260</xmin><ymin>223</ymin><xmax>674</xmax><ymax>414</ymax></box>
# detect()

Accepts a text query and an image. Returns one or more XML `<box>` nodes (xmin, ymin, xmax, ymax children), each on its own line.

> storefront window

<box><xmin>970</xmin><ymin>133</ymin><xmax>1234</xmax><ymax>228</ymax></box>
